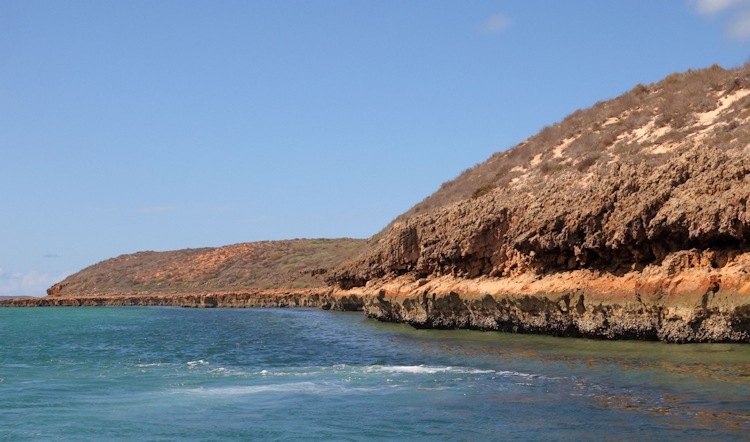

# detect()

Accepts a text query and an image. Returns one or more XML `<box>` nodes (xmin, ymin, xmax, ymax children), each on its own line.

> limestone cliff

<box><xmin>330</xmin><ymin>64</ymin><xmax>750</xmax><ymax>342</ymax></box>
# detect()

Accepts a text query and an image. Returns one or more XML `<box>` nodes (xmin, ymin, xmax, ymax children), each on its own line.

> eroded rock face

<box><xmin>328</xmin><ymin>64</ymin><xmax>750</xmax><ymax>342</ymax></box>
<box><xmin>334</xmin><ymin>255</ymin><xmax>750</xmax><ymax>342</ymax></box>
<box><xmin>361</xmin><ymin>291</ymin><xmax>750</xmax><ymax>343</ymax></box>
<box><xmin>334</xmin><ymin>145</ymin><xmax>750</xmax><ymax>284</ymax></box>
<box><xmin>333</xmin><ymin>65</ymin><xmax>750</xmax><ymax>283</ymax></box>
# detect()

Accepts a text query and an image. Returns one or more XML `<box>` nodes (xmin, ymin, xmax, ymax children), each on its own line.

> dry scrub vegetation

<box><xmin>334</xmin><ymin>62</ymin><xmax>750</xmax><ymax>285</ymax></box>
<box><xmin>50</xmin><ymin>239</ymin><xmax>365</xmax><ymax>296</ymax></box>
<box><xmin>394</xmin><ymin>63</ymin><xmax>750</xmax><ymax>222</ymax></box>
<box><xmin>50</xmin><ymin>63</ymin><xmax>750</xmax><ymax>296</ymax></box>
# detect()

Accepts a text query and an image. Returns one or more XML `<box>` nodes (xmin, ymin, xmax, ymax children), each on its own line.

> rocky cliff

<box><xmin>329</xmin><ymin>63</ymin><xmax>750</xmax><ymax>342</ymax></box>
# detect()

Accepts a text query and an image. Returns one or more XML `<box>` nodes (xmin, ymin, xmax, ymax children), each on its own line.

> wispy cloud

<box><xmin>43</xmin><ymin>253</ymin><xmax>61</xmax><ymax>259</ymax></box>
<box><xmin>691</xmin><ymin>0</ymin><xmax>750</xmax><ymax>40</ymax></box>
<box><xmin>692</xmin><ymin>0</ymin><xmax>742</xmax><ymax>15</ymax></box>
<box><xmin>0</xmin><ymin>268</ymin><xmax>68</xmax><ymax>297</ymax></box>
<box><xmin>727</xmin><ymin>9</ymin><xmax>750</xmax><ymax>38</ymax></box>
<box><xmin>478</xmin><ymin>14</ymin><xmax>511</xmax><ymax>33</ymax></box>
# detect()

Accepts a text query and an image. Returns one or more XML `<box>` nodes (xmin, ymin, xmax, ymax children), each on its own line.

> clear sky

<box><xmin>2</xmin><ymin>0</ymin><xmax>750</xmax><ymax>296</ymax></box>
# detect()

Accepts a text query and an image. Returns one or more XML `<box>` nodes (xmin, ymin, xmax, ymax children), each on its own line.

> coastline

<box><xmin>5</xmin><ymin>267</ymin><xmax>750</xmax><ymax>343</ymax></box>
<box><xmin>0</xmin><ymin>288</ymin><xmax>363</xmax><ymax>311</ymax></box>
<box><xmin>340</xmin><ymin>263</ymin><xmax>750</xmax><ymax>343</ymax></box>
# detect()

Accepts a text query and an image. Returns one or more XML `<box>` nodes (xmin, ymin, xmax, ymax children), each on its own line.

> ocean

<box><xmin>1</xmin><ymin>307</ymin><xmax>749</xmax><ymax>441</ymax></box>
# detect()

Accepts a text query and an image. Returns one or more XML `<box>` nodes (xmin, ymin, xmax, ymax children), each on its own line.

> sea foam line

<box><xmin>187</xmin><ymin>360</ymin><xmax>210</xmax><ymax>368</ymax></box>
<box><xmin>179</xmin><ymin>381</ymin><xmax>378</xmax><ymax>396</ymax></box>
<box><xmin>371</xmin><ymin>365</ymin><xmax>496</xmax><ymax>375</ymax></box>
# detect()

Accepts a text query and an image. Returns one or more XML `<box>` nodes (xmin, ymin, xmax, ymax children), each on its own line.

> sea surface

<box><xmin>1</xmin><ymin>307</ymin><xmax>749</xmax><ymax>441</ymax></box>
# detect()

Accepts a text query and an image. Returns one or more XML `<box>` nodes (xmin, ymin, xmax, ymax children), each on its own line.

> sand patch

<box><xmin>552</xmin><ymin>135</ymin><xmax>580</xmax><ymax>158</ymax></box>
<box><xmin>696</xmin><ymin>89</ymin><xmax>750</xmax><ymax>126</ymax></box>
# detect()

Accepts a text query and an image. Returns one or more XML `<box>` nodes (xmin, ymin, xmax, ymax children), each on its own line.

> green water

<box><xmin>1</xmin><ymin>307</ymin><xmax>749</xmax><ymax>440</ymax></box>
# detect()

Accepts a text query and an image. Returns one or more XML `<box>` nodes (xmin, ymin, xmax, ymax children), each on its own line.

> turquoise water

<box><xmin>1</xmin><ymin>307</ymin><xmax>749</xmax><ymax>441</ymax></box>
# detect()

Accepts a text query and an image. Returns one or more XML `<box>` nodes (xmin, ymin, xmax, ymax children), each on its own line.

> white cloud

<box><xmin>692</xmin><ymin>0</ymin><xmax>742</xmax><ymax>15</ymax></box>
<box><xmin>728</xmin><ymin>10</ymin><xmax>750</xmax><ymax>38</ymax></box>
<box><xmin>0</xmin><ymin>269</ymin><xmax>67</xmax><ymax>297</ymax></box>
<box><xmin>478</xmin><ymin>14</ymin><xmax>511</xmax><ymax>33</ymax></box>
<box><xmin>691</xmin><ymin>0</ymin><xmax>750</xmax><ymax>40</ymax></box>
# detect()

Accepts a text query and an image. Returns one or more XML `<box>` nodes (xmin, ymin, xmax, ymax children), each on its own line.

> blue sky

<box><xmin>2</xmin><ymin>0</ymin><xmax>750</xmax><ymax>296</ymax></box>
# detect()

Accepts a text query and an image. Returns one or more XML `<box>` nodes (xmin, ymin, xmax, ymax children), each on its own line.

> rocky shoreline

<box><xmin>353</xmin><ymin>286</ymin><xmax>750</xmax><ymax>344</ymax></box>
<box><xmin>5</xmin><ymin>265</ymin><xmax>750</xmax><ymax>343</ymax></box>
<box><xmin>0</xmin><ymin>289</ymin><xmax>364</xmax><ymax>311</ymax></box>
<box><xmin>341</xmin><ymin>253</ymin><xmax>750</xmax><ymax>343</ymax></box>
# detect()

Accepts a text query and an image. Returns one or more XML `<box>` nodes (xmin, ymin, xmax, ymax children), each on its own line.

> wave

<box><xmin>187</xmin><ymin>360</ymin><xmax>210</xmax><ymax>368</ymax></box>
<box><xmin>177</xmin><ymin>363</ymin><xmax>534</xmax><ymax>378</ymax></box>
<box><xmin>371</xmin><ymin>365</ymin><xmax>497</xmax><ymax>375</ymax></box>
<box><xmin>495</xmin><ymin>370</ymin><xmax>542</xmax><ymax>378</ymax></box>
<box><xmin>179</xmin><ymin>381</ymin><xmax>379</xmax><ymax>396</ymax></box>
<box><xmin>369</xmin><ymin>366</ymin><xmax>564</xmax><ymax>382</ymax></box>
<box><xmin>181</xmin><ymin>381</ymin><xmax>321</xmax><ymax>396</ymax></box>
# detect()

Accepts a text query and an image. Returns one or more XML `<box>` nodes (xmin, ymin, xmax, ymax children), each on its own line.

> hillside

<box><xmin>48</xmin><ymin>238</ymin><xmax>364</xmax><ymax>296</ymax></box>
<box><xmin>333</xmin><ymin>63</ymin><xmax>750</xmax><ymax>285</ymax></box>
<box><xmin>323</xmin><ymin>63</ymin><xmax>750</xmax><ymax>342</ymax></box>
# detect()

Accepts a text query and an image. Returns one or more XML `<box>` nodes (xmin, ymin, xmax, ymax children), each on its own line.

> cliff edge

<box><xmin>330</xmin><ymin>63</ymin><xmax>750</xmax><ymax>342</ymax></box>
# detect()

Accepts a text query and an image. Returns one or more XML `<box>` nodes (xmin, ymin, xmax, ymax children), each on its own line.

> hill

<box><xmin>326</xmin><ymin>63</ymin><xmax>750</xmax><ymax>342</ymax></box>
<box><xmin>333</xmin><ymin>63</ymin><xmax>750</xmax><ymax>285</ymax></box>
<box><xmin>48</xmin><ymin>238</ymin><xmax>364</xmax><ymax>296</ymax></box>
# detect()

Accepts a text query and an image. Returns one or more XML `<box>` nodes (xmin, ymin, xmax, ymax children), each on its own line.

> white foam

<box><xmin>254</xmin><ymin>368</ymin><xmax>325</xmax><ymax>377</ymax></box>
<box><xmin>180</xmin><ymin>381</ymin><xmax>378</xmax><ymax>396</ymax></box>
<box><xmin>183</xmin><ymin>382</ymin><xmax>320</xmax><ymax>396</ymax></box>
<box><xmin>466</xmin><ymin>369</ymin><xmax>497</xmax><ymax>374</ymax></box>
<box><xmin>187</xmin><ymin>360</ymin><xmax>209</xmax><ymax>368</ymax></box>
<box><xmin>373</xmin><ymin>365</ymin><xmax>495</xmax><ymax>375</ymax></box>
<box><xmin>495</xmin><ymin>370</ymin><xmax>565</xmax><ymax>381</ymax></box>
<box><xmin>495</xmin><ymin>370</ymin><xmax>538</xmax><ymax>378</ymax></box>
<box><xmin>377</xmin><ymin>365</ymin><xmax>450</xmax><ymax>374</ymax></box>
